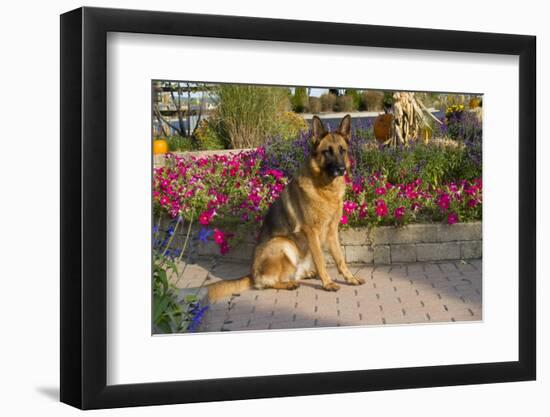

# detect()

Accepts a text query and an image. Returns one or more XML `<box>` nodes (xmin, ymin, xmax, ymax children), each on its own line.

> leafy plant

<box><xmin>165</xmin><ymin>135</ymin><xmax>195</xmax><ymax>152</ymax></box>
<box><xmin>292</xmin><ymin>87</ymin><xmax>309</xmax><ymax>113</ymax></box>
<box><xmin>215</xmin><ymin>85</ymin><xmax>290</xmax><ymax>148</ymax></box>
<box><xmin>152</xmin><ymin>217</ymin><xmax>209</xmax><ymax>333</ymax></box>
<box><xmin>193</xmin><ymin>118</ymin><xmax>229</xmax><ymax>150</ymax></box>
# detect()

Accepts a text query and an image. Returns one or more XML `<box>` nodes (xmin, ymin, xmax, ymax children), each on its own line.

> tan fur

<box><xmin>207</xmin><ymin>115</ymin><xmax>365</xmax><ymax>301</ymax></box>
<box><xmin>207</xmin><ymin>276</ymin><xmax>253</xmax><ymax>300</ymax></box>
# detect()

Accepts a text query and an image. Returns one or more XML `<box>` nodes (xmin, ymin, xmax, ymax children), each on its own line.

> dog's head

<box><xmin>310</xmin><ymin>115</ymin><xmax>352</xmax><ymax>179</ymax></box>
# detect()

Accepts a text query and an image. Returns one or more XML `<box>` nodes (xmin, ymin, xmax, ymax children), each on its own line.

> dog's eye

<box><xmin>339</xmin><ymin>146</ymin><xmax>345</xmax><ymax>155</ymax></box>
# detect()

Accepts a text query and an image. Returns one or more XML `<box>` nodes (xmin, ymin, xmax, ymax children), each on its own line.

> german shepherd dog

<box><xmin>208</xmin><ymin>115</ymin><xmax>365</xmax><ymax>300</ymax></box>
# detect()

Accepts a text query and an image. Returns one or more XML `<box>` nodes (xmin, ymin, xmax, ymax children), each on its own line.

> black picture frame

<box><xmin>60</xmin><ymin>6</ymin><xmax>536</xmax><ymax>410</ymax></box>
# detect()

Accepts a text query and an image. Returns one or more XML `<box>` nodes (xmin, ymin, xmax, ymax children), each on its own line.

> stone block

<box><xmin>373</xmin><ymin>245</ymin><xmax>391</xmax><ymax>264</ymax></box>
<box><xmin>416</xmin><ymin>242</ymin><xmax>461</xmax><ymax>262</ymax></box>
<box><xmin>461</xmin><ymin>240</ymin><xmax>483</xmax><ymax>259</ymax></box>
<box><xmin>345</xmin><ymin>245</ymin><xmax>374</xmax><ymax>263</ymax></box>
<box><xmin>391</xmin><ymin>244</ymin><xmax>417</xmax><ymax>263</ymax></box>
<box><xmin>438</xmin><ymin>222</ymin><xmax>482</xmax><ymax>242</ymax></box>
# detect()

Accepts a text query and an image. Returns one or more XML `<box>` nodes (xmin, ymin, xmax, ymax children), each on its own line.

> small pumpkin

<box><xmin>153</xmin><ymin>139</ymin><xmax>169</xmax><ymax>155</ymax></box>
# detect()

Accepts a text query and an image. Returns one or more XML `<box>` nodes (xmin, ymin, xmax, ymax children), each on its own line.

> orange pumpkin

<box><xmin>153</xmin><ymin>139</ymin><xmax>169</xmax><ymax>155</ymax></box>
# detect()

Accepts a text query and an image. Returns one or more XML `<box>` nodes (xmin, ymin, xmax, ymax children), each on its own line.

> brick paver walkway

<box><xmin>174</xmin><ymin>259</ymin><xmax>482</xmax><ymax>332</ymax></box>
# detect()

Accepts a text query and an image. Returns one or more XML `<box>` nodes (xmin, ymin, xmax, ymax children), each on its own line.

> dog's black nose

<box><xmin>333</xmin><ymin>166</ymin><xmax>346</xmax><ymax>176</ymax></box>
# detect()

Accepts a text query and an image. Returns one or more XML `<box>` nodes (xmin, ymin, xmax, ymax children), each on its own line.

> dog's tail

<box><xmin>207</xmin><ymin>275</ymin><xmax>253</xmax><ymax>301</ymax></box>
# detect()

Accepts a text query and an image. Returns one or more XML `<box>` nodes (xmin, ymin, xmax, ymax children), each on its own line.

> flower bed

<box><xmin>153</xmin><ymin>134</ymin><xmax>482</xmax><ymax>256</ymax></box>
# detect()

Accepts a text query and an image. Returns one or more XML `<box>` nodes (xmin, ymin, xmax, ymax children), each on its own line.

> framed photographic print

<box><xmin>60</xmin><ymin>6</ymin><xmax>536</xmax><ymax>410</ymax></box>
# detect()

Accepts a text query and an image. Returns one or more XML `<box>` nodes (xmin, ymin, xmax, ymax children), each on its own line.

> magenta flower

<box><xmin>394</xmin><ymin>206</ymin><xmax>405</xmax><ymax>220</ymax></box>
<box><xmin>358</xmin><ymin>202</ymin><xmax>368</xmax><ymax>219</ymax></box>
<box><xmin>220</xmin><ymin>242</ymin><xmax>230</xmax><ymax>255</ymax></box>
<box><xmin>343</xmin><ymin>200</ymin><xmax>358</xmax><ymax>215</ymax></box>
<box><xmin>265</xmin><ymin>169</ymin><xmax>284</xmax><ymax>180</ymax></box>
<box><xmin>447</xmin><ymin>212</ymin><xmax>458</xmax><ymax>225</ymax></box>
<box><xmin>213</xmin><ymin>228</ymin><xmax>225</xmax><ymax>245</ymax></box>
<box><xmin>340</xmin><ymin>215</ymin><xmax>348</xmax><ymax>225</ymax></box>
<box><xmin>375</xmin><ymin>187</ymin><xmax>386</xmax><ymax>196</ymax></box>
<box><xmin>199</xmin><ymin>209</ymin><xmax>215</xmax><ymax>226</ymax></box>
<box><xmin>352</xmin><ymin>178</ymin><xmax>363</xmax><ymax>194</ymax></box>
<box><xmin>374</xmin><ymin>200</ymin><xmax>388</xmax><ymax>217</ymax></box>
<box><xmin>438</xmin><ymin>193</ymin><xmax>451</xmax><ymax>210</ymax></box>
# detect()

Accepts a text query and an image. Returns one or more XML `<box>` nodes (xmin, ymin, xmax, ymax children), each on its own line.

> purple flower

<box><xmin>198</xmin><ymin>227</ymin><xmax>212</xmax><ymax>243</ymax></box>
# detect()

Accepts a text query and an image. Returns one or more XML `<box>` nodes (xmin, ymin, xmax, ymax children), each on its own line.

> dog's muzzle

<box><xmin>331</xmin><ymin>166</ymin><xmax>346</xmax><ymax>177</ymax></box>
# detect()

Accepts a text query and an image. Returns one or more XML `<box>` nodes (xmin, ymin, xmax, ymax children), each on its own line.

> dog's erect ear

<box><xmin>311</xmin><ymin>116</ymin><xmax>326</xmax><ymax>145</ymax></box>
<box><xmin>338</xmin><ymin>114</ymin><xmax>352</xmax><ymax>143</ymax></box>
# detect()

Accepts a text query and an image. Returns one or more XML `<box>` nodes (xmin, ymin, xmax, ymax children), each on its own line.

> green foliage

<box><xmin>153</xmin><ymin>254</ymin><xmax>186</xmax><ymax>333</ymax></box>
<box><xmin>215</xmin><ymin>85</ymin><xmax>291</xmax><ymax>148</ymax></box>
<box><xmin>193</xmin><ymin>118</ymin><xmax>229</xmax><ymax>150</ymax></box>
<box><xmin>292</xmin><ymin>87</ymin><xmax>309</xmax><ymax>113</ymax></box>
<box><xmin>273</xmin><ymin>111</ymin><xmax>308</xmax><ymax>141</ymax></box>
<box><xmin>152</xmin><ymin>219</ymin><xmax>209</xmax><ymax>334</ymax></box>
<box><xmin>165</xmin><ymin>136</ymin><xmax>195</xmax><ymax>152</ymax></box>
<box><xmin>353</xmin><ymin>140</ymin><xmax>480</xmax><ymax>187</ymax></box>
<box><xmin>383</xmin><ymin>91</ymin><xmax>394</xmax><ymax>109</ymax></box>
<box><xmin>345</xmin><ymin>89</ymin><xmax>361</xmax><ymax>111</ymax></box>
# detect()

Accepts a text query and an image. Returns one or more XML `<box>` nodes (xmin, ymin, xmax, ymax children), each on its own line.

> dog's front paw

<box><xmin>286</xmin><ymin>281</ymin><xmax>300</xmax><ymax>290</ymax></box>
<box><xmin>345</xmin><ymin>276</ymin><xmax>365</xmax><ymax>286</ymax></box>
<box><xmin>322</xmin><ymin>282</ymin><xmax>341</xmax><ymax>292</ymax></box>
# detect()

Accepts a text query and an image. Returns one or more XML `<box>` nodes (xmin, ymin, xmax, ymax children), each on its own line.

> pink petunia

<box><xmin>199</xmin><ymin>209</ymin><xmax>216</xmax><ymax>226</ymax></box>
<box><xmin>374</xmin><ymin>200</ymin><xmax>388</xmax><ymax>217</ymax></box>
<box><xmin>340</xmin><ymin>215</ymin><xmax>348</xmax><ymax>225</ymax></box>
<box><xmin>358</xmin><ymin>203</ymin><xmax>368</xmax><ymax>219</ymax></box>
<box><xmin>213</xmin><ymin>228</ymin><xmax>225</xmax><ymax>245</ymax></box>
<box><xmin>394</xmin><ymin>206</ymin><xmax>405</xmax><ymax>220</ymax></box>
<box><xmin>447</xmin><ymin>212</ymin><xmax>458</xmax><ymax>225</ymax></box>
<box><xmin>438</xmin><ymin>193</ymin><xmax>451</xmax><ymax>210</ymax></box>
<box><xmin>343</xmin><ymin>200</ymin><xmax>358</xmax><ymax>215</ymax></box>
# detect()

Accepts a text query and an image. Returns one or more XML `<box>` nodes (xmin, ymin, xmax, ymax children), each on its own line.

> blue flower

<box><xmin>188</xmin><ymin>304</ymin><xmax>209</xmax><ymax>332</ymax></box>
<box><xmin>198</xmin><ymin>227</ymin><xmax>212</xmax><ymax>243</ymax></box>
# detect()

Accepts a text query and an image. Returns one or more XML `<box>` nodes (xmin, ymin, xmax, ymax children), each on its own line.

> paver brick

<box><xmin>184</xmin><ymin>259</ymin><xmax>483</xmax><ymax>332</ymax></box>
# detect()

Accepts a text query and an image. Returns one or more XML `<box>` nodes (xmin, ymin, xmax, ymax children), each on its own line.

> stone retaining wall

<box><xmin>166</xmin><ymin>221</ymin><xmax>481</xmax><ymax>264</ymax></box>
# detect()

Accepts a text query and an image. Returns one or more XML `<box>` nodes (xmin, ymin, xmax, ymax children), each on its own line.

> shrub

<box><xmin>360</xmin><ymin>90</ymin><xmax>384</xmax><ymax>111</ymax></box>
<box><xmin>320</xmin><ymin>93</ymin><xmax>337</xmax><ymax>112</ymax></box>
<box><xmin>445</xmin><ymin>104</ymin><xmax>465</xmax><ymax>140</ymax></box>
<box><xmin>335</xmin><ymin>95</ymin><xmax>354</xmax><ymax>112</ymax></box>
<box><xmin>193</xmin><ymin>118</ymin><xmax>229</xmax><ymax>150</ymax></box>
<box><xmin>345</xmin><ymin>89</ymin><xmax>361</xmax><ymax>110</ymax></box>
<box><xmin>383</xmin><ymin>91</ymin><xmax>395</xmax><ymax>109</ymax></box>
<box><xmin>216</xmin><ymin>85</ymin><xmax>290</xmax><ymax>148</ymax></box>
<box><xmin>292</xmin><ymin>87</ymin><xmax>309</xmax><ymax>113</ymax></box>
<box><xmin>272</xmin><ymin>111</ymin><xmax>309</xmax><ymax>141</ymax></box>
<box><xmin>308</xmin><ymin>97</ymin><xmax>321</xmax><ymax>114</ymax></box>
<box><xmin>165</xmin><ymin>136</ymin><xmax>195</xmax><ymax>152</ymax></box>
